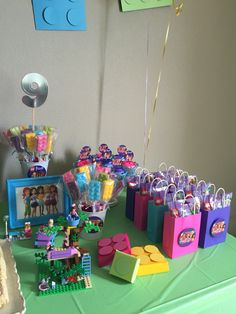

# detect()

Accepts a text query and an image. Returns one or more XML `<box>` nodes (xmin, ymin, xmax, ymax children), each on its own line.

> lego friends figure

<box><xmin>30</xmin><ymin>187</ymin><xmax>39</xmax><ymax>217</ymax></box>
<box><xmin>24</xmin><ymin>222</ymin><xmax>32</xmax><ymax>238</ymax></box>
<box><xmin>44</xmin><ymin>185</ymin><xmax>51</xmax><ymax>214</ymax></box>
<box><xmin>22</xmin><ymin>187</ymin><xmax>31</xmax><ymax>218</ymax></box>
<box><xmin>50</xmin><ymin>185</ymin><xmax>58</xmax><ymax>214</ymax></box>
<box><xmin>37</xmin><ymin>186</ymin><xmax>45</xmax><ymax>215</ymax></box>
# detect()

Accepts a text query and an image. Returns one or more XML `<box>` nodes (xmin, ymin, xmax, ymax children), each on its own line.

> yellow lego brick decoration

<box><xmin>25</xmin><ymin>132</ymin><xmax>36</xmax><ymax>151</ymax></box>
<box><xmin>102</xmin><ymin>179</ymin><xmax>114</xmax><ymax>202</ymax></box>
<box><xmin>131</xmin><ymin>245</ymin><xmax>169</xmax><ymax>276</ymax></box>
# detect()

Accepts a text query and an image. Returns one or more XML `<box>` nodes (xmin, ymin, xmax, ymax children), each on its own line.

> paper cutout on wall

<box><xmin>32</xmin><ymin>0</ymin><xmax>86</xmax><ymax>30</ymax></box>
<box><xmin>120</xmin><ymin>0</ymin><xmax>172</xmax><ymax>12</ymax></box>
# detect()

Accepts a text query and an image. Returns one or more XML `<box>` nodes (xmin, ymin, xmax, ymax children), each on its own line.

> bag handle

<box><xmin>214</xmin><ymin>187</ymin><xmax>226</xmax><ymax>209</ymax></box>
<box><xmin>163</xmin><ymin>183</ymin><xmax>177</xmax><ymax>205</ymax></box>
<box><xmin>159</xmin><ymin>162</ymin><xmax>168</xmax><ymax>171</ymax></box>
<box><xmin>185</xmin><ymin>194</ymin><xmax>197</xmax><ymax>215</ymax></box>
<box><xmin>168</xmin><ymin>165</ymin><xmax>177</xmax><ymax>176</ymax></box>
<box><xmin>149</xmin><ymin>178</ymin><xmax>168</xmax><ymax>196</ymax></box>
<box><xmin>174</xmin><ymin>189</ymin><xmax>185</xmax><ymax>202</ymax></box>
<box><xmin>196</xmin><ymin>180</ymin><xmax>207</xmax><ymax>195</ymax></box>
<box><xmin>206</xmin><ymin>183</ymin><xmax>216</xmax><ymax>195</ymax></box>
<box><xmin>137</xmin><ymin>168</ymin><xmax>149</xmax><ymax>187</ymax></box>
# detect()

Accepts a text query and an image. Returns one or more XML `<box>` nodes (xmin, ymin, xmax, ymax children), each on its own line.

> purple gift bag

<box><xmin>199</xmin><ymin>188</ymin><xmax>232</xmax><ymax>248</ymax></box>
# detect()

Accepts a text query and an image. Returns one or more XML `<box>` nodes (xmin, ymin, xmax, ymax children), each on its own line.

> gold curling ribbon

<box><xmin>143</xmin><ymin>0</ymin><xmax>184</xmax><ymax>167</ymax></box>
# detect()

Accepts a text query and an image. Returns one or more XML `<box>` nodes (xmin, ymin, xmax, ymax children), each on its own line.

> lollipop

<box><xmin>21</xmin><ymin>73</ymin><xmax>48</xmax><ymax>131</ymax></box>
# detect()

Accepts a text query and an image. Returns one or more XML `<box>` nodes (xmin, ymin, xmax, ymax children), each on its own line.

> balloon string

<box><xmin>143</xmin><ymin>23</ymin><xmax>150</xmax><ymax>167</ymax></box>
<box><xmin>143</xmin><ymin>1</ymin><xmax>183</xmax><ymax>167</ymax></box>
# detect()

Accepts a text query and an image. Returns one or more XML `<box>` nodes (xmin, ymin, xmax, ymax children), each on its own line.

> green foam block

<box><xmin>120</xmin><ymin>0</ymin><xmax>172</xmax><ymax>12</ymax></box>
<box><xmin>109</xmin><ymin>251</ymin><xmax>140</xmax><ymax>283</ymax></box>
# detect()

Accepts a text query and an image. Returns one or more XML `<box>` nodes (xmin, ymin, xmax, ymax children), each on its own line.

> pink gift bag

<box><xmin>163</xmin><ymin>191</ymin><xmax>201</xmax><ymax>258</ymax></box>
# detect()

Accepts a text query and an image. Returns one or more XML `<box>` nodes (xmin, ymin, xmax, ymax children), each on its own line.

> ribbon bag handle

<box><xmin>164</xmin><ymin>183</ymin><xmax>177</xmax><ymax>205</ymax></box>
<box><xmin>149</xmin><ymin>178</ymin><xmax>168</xmax><ymax>196</ymax></box>
<box><xmin>206</xmin><ymin>183</ymin><xmax>216</xmax><ymax>195</ymax></box>
<box><xmin>214</xmin><ymin>187</ymin><xmax>226</xmax><ymax>210</ymax></box>
<box><xmin>174</xmin><ymin>189</ymin><xmax>185</xmax><ymax>202</ymax></box>
<box><xmin>185</xmin><ymin>194</ymin><xmax>197</xmax><ymax>215</ymax></box>
<box><xmin>196</xmin><ymin>180</ymin><xmax>207</xmax><ymax>196</ymax></box>
<box><xmin>137</xmin><ymin>168</ymin><xmax>149</xmax><ymax>187</ymax></box>
<box><xmin>159</xmin><ymin>162</ymin><xmax>168</xmax><ymax>171</ymax></box>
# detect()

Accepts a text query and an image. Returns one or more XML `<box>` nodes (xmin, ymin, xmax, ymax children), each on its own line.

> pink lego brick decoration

<box><xmin>97</xmin><ymin>233</ymin><xmax>131</xmax><ymax>267</ymax></box>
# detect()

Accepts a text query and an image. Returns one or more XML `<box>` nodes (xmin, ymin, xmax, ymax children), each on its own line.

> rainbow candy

<box><xmin>78</xmin><ymin>165</ymin><xmax>91</xmax><ymax>182</ymax></box>
<box><xmin>25</xmin><ymin>133</ymin><xmax>36</xmax><ymax>151</ymax></box>
<box><xmin>45</xmin><ymin>134</ymin><xmax>53</xmax><ymax>154</ymax></box>
<box><xmin>102</xmin><ymin>179</ymin><xmax>114</xmax><ymax>202</ymax></box>
<box><xmin>36</xmin><ymin>134</ymin><xmax>47</xmax><ymax>152</ymax></box>
<box><xmin>75</xmin><ymin>172</ymin><xmax>87</xmax><ymax>193</ymax></box>
<box><xmin>88</xmin><ymin>180</ymin><xmax>101</xmax><ymax>201</ymax></box>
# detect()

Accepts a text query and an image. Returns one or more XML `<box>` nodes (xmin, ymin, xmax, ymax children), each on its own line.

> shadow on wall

<box><xmin>46</xmin><ymin>149</ymin><xmax>76</xmax><ymax>176</ymax></box>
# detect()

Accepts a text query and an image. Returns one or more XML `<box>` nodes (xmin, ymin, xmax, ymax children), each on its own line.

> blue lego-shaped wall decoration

<box><xmin>32</xmin><ymin>0</ymin><xmax>86</xmax><ymax>31</ymax></box>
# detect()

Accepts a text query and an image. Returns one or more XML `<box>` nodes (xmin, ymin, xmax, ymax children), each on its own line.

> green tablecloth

<box><xmin>1</xmin><ymin>193</ymin><xmax>236</xmax><ymax>314</ymax></box>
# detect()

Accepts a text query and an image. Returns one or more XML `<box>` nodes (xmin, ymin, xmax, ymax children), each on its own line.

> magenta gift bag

<box><xmin>163</xmin><ymin>192</ymin><xmax>201</xmax><ymax>258</ymax></box>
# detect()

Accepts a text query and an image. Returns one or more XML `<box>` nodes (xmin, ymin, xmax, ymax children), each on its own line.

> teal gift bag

<box><xmin>147</xmin><ymin>183</ymin><xmax>176</xmax><ymax>243</ymax></box>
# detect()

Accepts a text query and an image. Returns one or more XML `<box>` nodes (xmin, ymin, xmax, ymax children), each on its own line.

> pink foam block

<box><xmin>163</xmin><ymin>212</ymin><xmax>201</xmax><ymax>259</ymax></box>
<box><xmin>97</xmin><ymin>233</ymin><xmax>131</xmax><ymax>267</ymax></box>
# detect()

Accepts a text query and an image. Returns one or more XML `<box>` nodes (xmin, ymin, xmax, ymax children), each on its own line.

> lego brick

<box><xmin>97</xmin><ymin>233</ymin><xmax>131</xmax><ymax>267</ymax></box>
<box><xmin>109</xmin><ymin>251</ymin><xmax>140</xmax><ymax>283</ymax></box>
<box><xmin>131</xmin><ymin>245</ymin><xmax>169</xmax><ymax>276</ymax></box>
<box><xmin>32</xmin><ymin>0</ymin><xmax>86</xmax><ymax>31</ymax></box>
<box><xmin>120</xmin><ymin>0</ymin><xmax>172</xmax><ymax>12</ymax></box>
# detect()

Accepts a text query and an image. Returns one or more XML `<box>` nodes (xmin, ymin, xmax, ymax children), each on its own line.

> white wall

<box><xmin>0</xmin><ymin>0</ymin><xmax>236</xmax><ymax>233</ymax></box>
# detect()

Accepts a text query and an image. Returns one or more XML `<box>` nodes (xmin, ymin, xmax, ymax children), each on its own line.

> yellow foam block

<box><xmin>131</xmin><ymin>245</ymin><xmax>169</xmax><ymax>276</ymax></box>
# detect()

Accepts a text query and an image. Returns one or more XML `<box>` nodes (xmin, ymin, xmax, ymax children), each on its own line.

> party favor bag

<box><xmin>163</xmin><ymin>192</ymin><xmax>201</xmax><ymax>258</ymax></box>
<box><xmin>199</xmin><ymin>188</ymin><xmax>232</xmax><ymax>248</ymax></box>
<box><xmin>133</xmin><ymin>173</ymin><xmax>154</xmax><ymax>230</ymax></box>
<box><xmin>147</xmin><ymin>182</ymin><xmax>175</xmax><ymax>243</ymax></box>
<box><xmin>125</xmin><ymin>168</ymin><xmax>148</xmax><ymax>220</ymax></box>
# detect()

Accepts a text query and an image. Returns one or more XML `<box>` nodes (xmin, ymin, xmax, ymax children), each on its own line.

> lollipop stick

<box><xmin>32</xmin><ymin>108</ymin><xmax>35</xmax><ymax>131</ymax></box>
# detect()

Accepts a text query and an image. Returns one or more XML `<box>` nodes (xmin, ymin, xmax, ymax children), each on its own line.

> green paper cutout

<box><xmin>120</xmin><ymin>0</ymin><xmax>172</xmax><ymax>12</ymax></box>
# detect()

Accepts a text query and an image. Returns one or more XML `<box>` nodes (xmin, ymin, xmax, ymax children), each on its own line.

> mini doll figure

<box><xmin>24</xmin><ymin>222</ymin><xmax>32</xmax><ymax>237</ymax></box>
<box><xmin>22</xmin><ymin>187</ymin><xmax>31</xmax><ymax>218</ymax></box>
<box><xmin>37</xmin><ymin>186</ymin><xmax>45</xmax><ymax>215</ymax></box>
<box><xmin>49</xmin><ymin>185</ymin><xmax>58</xmax><ymax>214</ymax></box>
<box><xmin>44</xmin><ymin>185</ymin><xmax>51</xmax><ymax>214</ymax></box>
<box><xmin>30</xmin><ymin>187</ymin><xmax>39</xmax><ymax>217</ymax></box>
<box><xmin>70</xmin><ymin>204</ymin><xmax>79</xmax><ymax>219</ymax></box>
<box><xmin>48</xmin><ymin>219</ymin><xmax>54</xmax><ymax>228</ymax></box>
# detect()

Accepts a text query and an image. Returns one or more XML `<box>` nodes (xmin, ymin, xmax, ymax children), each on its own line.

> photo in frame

<box><xmin>7</xmin><ymin>176</ymin><xmax>71</xmax><ymax>229</ymax></box>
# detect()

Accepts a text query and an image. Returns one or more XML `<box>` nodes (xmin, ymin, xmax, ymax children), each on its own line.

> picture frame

<box><xmin>7</xmin><ymin>175</ymin><xmax>71</xmax><ymax>229</ymax></box>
